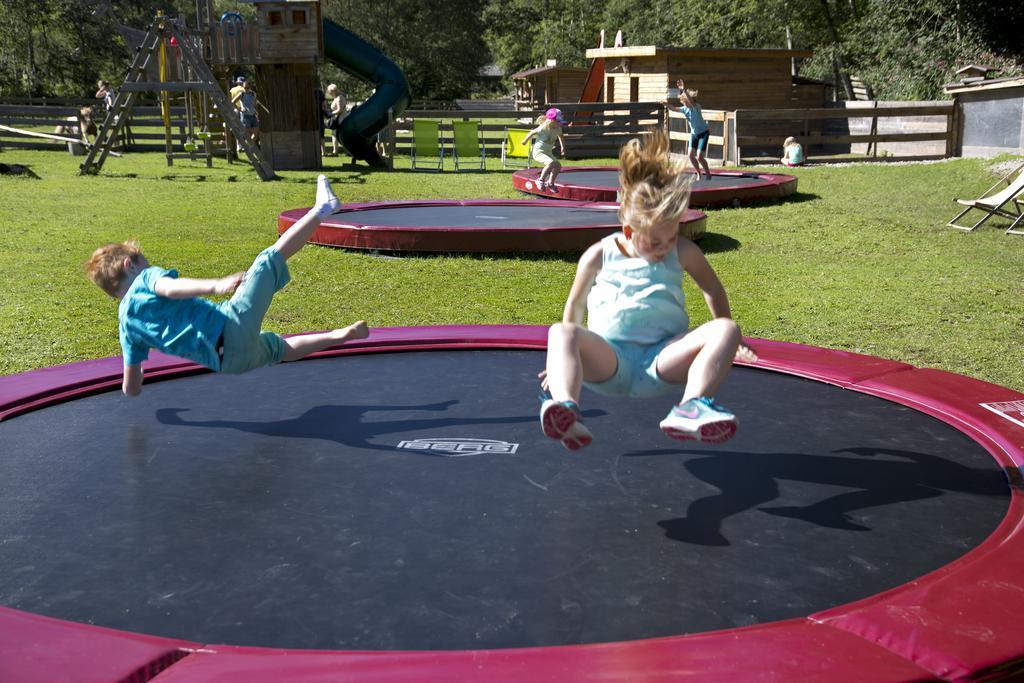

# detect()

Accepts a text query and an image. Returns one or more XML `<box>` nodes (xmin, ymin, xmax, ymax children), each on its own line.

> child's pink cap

<box><xmin>545</xmin><ymin>107</ymin><xmax>566</xmax><ymax>123</ymax></box>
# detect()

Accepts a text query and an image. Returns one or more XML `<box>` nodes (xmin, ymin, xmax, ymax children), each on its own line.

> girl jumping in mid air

<box><xmin>668</xmin><ymin>79</ymin><xmax>712</xmax><ymax>181</ymax></box>
<box><xmin>539</xmin><ymin>129</ymin><xmax>753</xmax><ymax>450</ymax></box>
<box><xmin>522</xmin><ymin>108</ymin><xmax>567</xmax><ymax>192</ymax></box>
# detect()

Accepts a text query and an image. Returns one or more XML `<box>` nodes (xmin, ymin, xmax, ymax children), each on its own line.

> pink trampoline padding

<box><xmin>0</xmin><ymin>606</ymin><xmax>196</xmax><ymax>683</ymax></box>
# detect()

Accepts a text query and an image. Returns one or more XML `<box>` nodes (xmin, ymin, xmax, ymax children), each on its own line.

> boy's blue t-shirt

<box><xmin>118</xmin><ymin>266</ymin><xmax>226</xmax><ymax>370</ymax></box>
<box><xmin>680</xmin><ymin>104</ymin><xmax>709</xmax><ymax>135</ymax></box>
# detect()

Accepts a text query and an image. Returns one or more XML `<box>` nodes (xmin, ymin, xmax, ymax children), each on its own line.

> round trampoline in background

<box><xmin>276</xmin><ymin>199</ymin><xmax>707</xmax><ymax>253</ymax></box>
<box><xmin>512</xmin><ymin>166</ymin><xmax>798</xmax><ymax>207</ymax></box>
<box><xmin>2</xmin><ymin>325</ymin><xmax>1024</xmax><ymax>682</ymax></box>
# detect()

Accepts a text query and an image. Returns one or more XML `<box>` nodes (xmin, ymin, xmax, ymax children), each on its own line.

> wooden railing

<box><xmin>730</xmin><ymin>102</ymin><xmax>957</xmax><ymax>163</ymax></box>
<box><xmin>385</xmin><ymin>101</ymin><xmax>664</xmax><ymax>161</ymax></box>
<box><xmin>200</xmin><ymin>22</ymin><xmax>260</xmax><ymax>66</ymax></box>
<box><xmin>3</xmin><ymin>98</ymin><xmax>960</xmax><ymax>167</ymax></box>
<box><xmin>667</xmin><ymin>102</ymin><xmax>955</xmax><ymax>165</ymax></box>
<box><xmin>667</xmin><ymin>108</ymin><xmax>732</xmax><ymax>167</ymax></box>
<box><xmin>0</xmin><ymin>102</ymin><xmax>196</xmax><ymax>152</ymax></box>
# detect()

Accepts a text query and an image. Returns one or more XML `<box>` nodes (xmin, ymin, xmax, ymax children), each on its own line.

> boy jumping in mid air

<box><xmin>85</xmin><ymin>175</ymin><xmax>368</xmax><ymax>396</ymax></box>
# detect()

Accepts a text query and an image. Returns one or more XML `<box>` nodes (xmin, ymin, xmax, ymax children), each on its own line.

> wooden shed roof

<box><xmin>955</xmin><ymin>64</ymin><xmax>994</xmax><ymax>75</ymax></box>
<box><xmin>944</xmin><ymin>76</ymin><xmax>1024</xmax><ymax>94</ymax></box>
<box><xmin>585</xmin><ymin>46</ymin><xmax>813</xmax><ymax>59</ymax></box>
<box><xmin>511</xmin><ymin>65</ymin><xmax>588</xmax><ymax>79</ymax></box>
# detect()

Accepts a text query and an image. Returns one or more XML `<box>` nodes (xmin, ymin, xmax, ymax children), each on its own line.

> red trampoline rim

<box><xmin>512</xmin><ymin>166</ymin><xmax>798</xmax><ymax>206</ymax></box>
<box><xmin>2</xmin><ymin>325</ymin><xmax>1023</xmax><ymax>682</ymax></box>
<box><xmin>277</xmin><ymin>200</ymin><xmax>706</xmax><ymax>253</ymax></box>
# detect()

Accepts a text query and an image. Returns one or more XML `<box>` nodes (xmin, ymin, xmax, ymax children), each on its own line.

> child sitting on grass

<box><xmin>781</xmin><ymin>136</ymin><xmax>805</xmax><ymax>166</ymax></box>
<box><xmin>85</xmin><ymin>175</ymin><xmax>368</xmax><ymax>396</ymax></box>
<box><xmin>539</xmin><ymin>129</ymin><xmax>754</xmax><ymax>450</ymax></box>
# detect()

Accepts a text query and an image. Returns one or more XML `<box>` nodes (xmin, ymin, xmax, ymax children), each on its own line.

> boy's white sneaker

<box><xmin>540</xmin><ymin>398</ymin><xmax>593</xmax><ymax>451</ymax></box>
<box><xmin>660</xmin><ymin>396</ymin><xmax>737</xmax><ymax>444</ymax></box>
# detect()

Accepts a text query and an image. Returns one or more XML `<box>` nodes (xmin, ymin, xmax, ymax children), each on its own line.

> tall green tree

<box><xmin>0</xmin><ymin>0</ymin><xmax>1020</xmax><ymax>103</ymax></box>
<box><xmin>483</xmin><ymin>0</ymin><xmax>604</xmax><ymax>74</ymax></box>
<box><xmin>321</xmin><ymin>0</ymin><xmax>490</xmax><ymax>101</ymax></box>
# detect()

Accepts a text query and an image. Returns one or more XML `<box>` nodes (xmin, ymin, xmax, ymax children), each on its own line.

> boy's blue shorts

<box><xmin>584</xmin><ymin>337</ymin><xmax>685</xmax><ymax>398</ymax></box>
<box><xmin>690</xmin><ymin>129</ymin><xmax>710</xmax><ymax>152</ymax></box>
<box><xmin>218</xmin><ymin>247</ymin><xmax>290</xmax><ymax>374</ymax></box>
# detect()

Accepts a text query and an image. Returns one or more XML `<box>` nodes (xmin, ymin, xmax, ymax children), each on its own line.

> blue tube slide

<box><xmin>322</xmin><ymin>18</ymin><xmax>410</xmax><ymax>167</ymax></box>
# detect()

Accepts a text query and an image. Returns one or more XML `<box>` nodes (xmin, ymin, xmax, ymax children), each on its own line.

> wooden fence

<box><xmin>730</xmin><ymin>102</ymin><xmax>957</xmax><ymax>164</ymax></box>
<box><xmin>3</xmin><ymin>97</ymin><xmax>958</xmax><ymax>166</ymax></box>
<box><xmin>0</xmin><ymin>101</ymin><xmax>198</xmax><ymax>153</ymax></box>
<box><xmin>667</xmin><ymin>101</ymin><xmax>955</xmax><ymax>165</ymax></box>
<box><xmin>385</xmin><ymin>101</ymin><xmax>664</xmax><ymax>161</ymax></box>
<box><xmin>667</xmin><ymin>108</ymin><xmax>732</xmax><ymax>166</ymax></box>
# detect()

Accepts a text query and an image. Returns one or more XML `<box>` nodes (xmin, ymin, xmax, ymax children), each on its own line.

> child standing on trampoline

<box><xmin>85</xmin><ymin>175</ymin><xmax>368</xmax><ymax>396</ymax></box>
<box><xmin>522</xmin><ymin>108</ymin><xmax>567</xmax><ymax>192</ymax></box>
<box><xmin>668</xmin><ymin>79</ymin><xmax>712</xmax><ymax>181</ymax></box>
<box><xmin>540</xmin><ymin>129</ymin><xmax>752</xmax><ymax>450</ymax></box>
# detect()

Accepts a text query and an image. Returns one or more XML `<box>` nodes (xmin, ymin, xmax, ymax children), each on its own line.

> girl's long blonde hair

<box><xmin>618</xmin><ymin>129</ymin><xmax>693</xmax><ymax>232</ymax></box>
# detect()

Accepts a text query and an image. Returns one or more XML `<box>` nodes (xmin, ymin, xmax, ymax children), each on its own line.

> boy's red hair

<box><xmin>85</xmin><ymin>241</ymin><xmax>142</xmax><ymax>296</ymax></box>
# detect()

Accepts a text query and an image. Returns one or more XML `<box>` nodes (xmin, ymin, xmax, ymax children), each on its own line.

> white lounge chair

<box><xmin>948</xmin><ymin>163</ymin><xmax>1024</xmax><ymax>235</ymax></box>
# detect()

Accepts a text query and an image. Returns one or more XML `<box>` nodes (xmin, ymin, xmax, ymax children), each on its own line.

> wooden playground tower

<box><xmin>82</xmin><ymin>0</ymin><xmax>326</xmax><ymax>179</ymax></box>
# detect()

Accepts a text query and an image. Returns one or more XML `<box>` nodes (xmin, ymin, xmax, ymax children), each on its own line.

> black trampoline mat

<box><xmin>336</xmin><ymin>204</ymin><xmax>622</xmax><ymax>229</ymax></box>
<box><xmin>0</xmin><ymin>350</ymin><xmax>1009</xmax><ymax>651</ymax></box>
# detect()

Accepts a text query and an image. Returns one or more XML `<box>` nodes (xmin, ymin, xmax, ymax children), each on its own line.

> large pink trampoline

<box><xmin>513</xmin><ymin>166</ymin><xmax>798</xmax><ymax>207</ymax></box>
<box><xmin>2</xmin><ymin>325</ymin><xmax>1024</xmax><ymax>682</ymax></box>
<box><xmin>277</xmin><ymin>199</ymin><xmax>707</xmax><ymax>253</ymax></box>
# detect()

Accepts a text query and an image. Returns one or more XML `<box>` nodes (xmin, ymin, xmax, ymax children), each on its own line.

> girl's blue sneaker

<box><xmin>539</xmin><ymin>397</ymin><xmax>593</xmax><ymax>451</ymax></box>
<box><xmin>659</xmin><ymin>396</ymin><xmax>737</xmax><ymax>444</ymax></box>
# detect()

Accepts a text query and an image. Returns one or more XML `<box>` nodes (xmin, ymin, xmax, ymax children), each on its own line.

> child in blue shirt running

<box><xmin>85</xmin><ymin>175</ymin><xmax>368</xmax><ymax>396</ymax></box>
<box><xmin>539</xmin><ymin>129</ymin><xmax>754</xmax><ymax>450</ymax></box>
<box><xmin>667</xmin><ymin>79</ymin><xmax>712</xmax><ymax>181</ymax></box>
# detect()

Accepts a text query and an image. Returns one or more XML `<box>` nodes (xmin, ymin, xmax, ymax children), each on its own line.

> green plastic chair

<box><xmin>501</xmin><ymin>127</ymin><xmax>533</xmax><ymax>169</ymax></box>
<box><xmin>411</xmin><ymin>119</ymin><xmax>443</xmax><ymax>171</ymax></box>
<box><xmin>451</xmin><ymin>120</ymin><xmax>485</xmax><ymax>171</ymax></box>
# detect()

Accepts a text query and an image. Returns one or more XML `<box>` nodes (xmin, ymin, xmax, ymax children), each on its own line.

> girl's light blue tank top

<box><xmin>586</xmin><ymin>233</ymin><xmax>689</xmax><ymax>344</ymax></box>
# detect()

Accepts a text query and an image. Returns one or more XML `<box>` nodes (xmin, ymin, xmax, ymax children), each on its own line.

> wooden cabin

<box><xmin>238</xmin><ymin>0</ymin><xmax>324</xmax><ymax>170</ymax></box>
<box><xmin>584</xmin><ymin>46</ymin><xmax>822</xmax><ymax>110</ymax></box>
<box><xmin>512</xmin><ymin>65</ymin><xmax>589</xmax><ymax>110</ymax></box>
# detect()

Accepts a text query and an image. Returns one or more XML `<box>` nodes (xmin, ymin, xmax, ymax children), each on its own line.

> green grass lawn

<box><xmin>1</xmin><ymin>147</ymin><xmax>1022</xmax><ymax>394</ymax></box>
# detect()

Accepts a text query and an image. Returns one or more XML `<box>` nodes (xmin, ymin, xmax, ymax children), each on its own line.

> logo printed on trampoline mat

<box><xmin>396</xmin><ymin>437</ymin><xmax>520</xmax><ymax>457</ymax></box>
<box><xmin>980</xmin><ymin>400</ymin><xmax>1024</xmax><ymax>429</ymax></box>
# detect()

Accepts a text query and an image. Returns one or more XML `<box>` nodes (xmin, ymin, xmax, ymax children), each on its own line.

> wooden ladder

<box><xmin>80</xmin><ymin>15</ymin><xmax>275</xmax><ymax>180</ymax></box>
